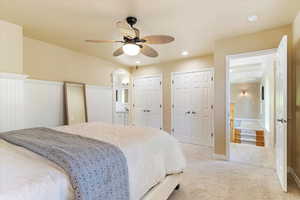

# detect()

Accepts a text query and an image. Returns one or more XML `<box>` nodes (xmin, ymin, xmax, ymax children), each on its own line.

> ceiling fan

<box><xmin>85</xmin><ymin>16</ymin><xmax>175</xmax><ymax>58</ymax></box>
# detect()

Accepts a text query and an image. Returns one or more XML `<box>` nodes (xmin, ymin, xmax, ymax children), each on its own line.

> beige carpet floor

<box><xmin>230</xmin><ymin>143</ymin><xmax>275</xmax><ymax>169</ymax></box>
<box><xmin>168</xmin><ymin>144</ymin><xmax>300</xmax><ymax>200</ymax></box>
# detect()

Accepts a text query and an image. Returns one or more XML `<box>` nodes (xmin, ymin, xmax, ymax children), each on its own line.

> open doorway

<box><xmin>226</xmin><ymin>36</ymin><xmax>288</xmax><ymax>192</ymax></box>
<box><xmin>227</xmin><ymin>49</ymin><xmax>277</xmax><ymax>169</ymax></box>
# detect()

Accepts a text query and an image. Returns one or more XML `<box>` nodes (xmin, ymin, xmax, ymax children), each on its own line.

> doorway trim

<box><xmin>132</xmin><ymin>73</ymin><xmax>163</xmax><ymax>129</ymax></box>
<box><xmin>171</xmin><ymin>68</ymin><xmax>215</xmax><ymax>147</ymax></box>
<box><xmin>225</xmin><ymin>48</ymin><xmax>277</xmax><ymax>160</ymax></box>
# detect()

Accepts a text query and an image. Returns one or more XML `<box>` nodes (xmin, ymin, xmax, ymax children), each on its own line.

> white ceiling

<box><xmin>0</xmin><ymin>0</ymin><xmax>299</xmax><ymax>66</ymax></box>
<box><xmin>229</xmin><ymin>54</ymin><xmax>276</xmax><ymax>83</ymax></box>
<box><xmin>230</xmin><ymin>63</ymin><xmax>264</xmax><ymax>83</ymax></box>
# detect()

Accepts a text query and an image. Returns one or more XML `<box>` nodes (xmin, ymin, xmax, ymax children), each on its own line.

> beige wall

<box><xmin>231</xmin><ymin>82</ymin><xmax>261</xmax><ymax>119</ymax></box>
<box><xmin>0</xmin><ymin>20</ymin><xmax>23</xmax><ymax>74</ymax></box>
<box><xmin>293</xmin><ymin>12</ymin><xmax>300</xmax><ymax>178</ymax></box>
<box><xmin>214</xmin><ymin>25</ymin><xmax>293</xmax><ymax>158</ymax></box>
<box><xmin>23</xmin><ymin>37</ymin><xmax>127</xmax><ymax>86</ymax></box>
<box><xmin>131</xmin><ymin>55</ymin><xmax>214</xmax><ymax>132</ymax></box>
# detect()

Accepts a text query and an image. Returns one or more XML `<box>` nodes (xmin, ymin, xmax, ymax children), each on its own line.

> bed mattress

<box><xmin>0</xmin><ymin>122</ymin><xmax>186</xmax><ymax>200</ymax></box>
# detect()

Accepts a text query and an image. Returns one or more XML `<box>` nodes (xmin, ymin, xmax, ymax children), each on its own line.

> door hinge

<box><xmin>172</xmin><ymin>104</ymin><xmax>174</xmax><ymax>108</ymax></box>
<box><xmin>211</xmin><ymin>105</ymin><xmax>213</xmax><ymax>109</ymax></box>
<box><xmin>160</xmin><ymin>104</ymin><xmax>162</xmax><ymax>108</ymax></box>
<box><xmin>211</xmin><ymin>133</ymin><xmax>214</xmax><ymax>137</ymax></box>
<box><xmin>211</xmin><ymin>76</ymin><xmax>214</xmax><ymax>81</ymax></box>
<box><xmin>172</xmin><ymin>80</ymin><xmax>174</xmax><ymax>84</ymax></box>
<box><xmin>160</xmin><ymin>81</ymin><xmax>162</xmax><ymax>85</ymax></box>
<box><xmin>172</xmin><ymin>128</ymin><xmax>174</xmax><ymax>132</ymax></box>
<box><xmin>133</xmin><ymin>84</ymin><xmax>135</xmax><ymax>87</ymax></box>
<box><xmin>133</xmin><ymin>104</ymin><xmax>135</xmax><ymax>107</ymax></box>
<box><xmin>160</xmin><ymin>127</ymin><xmax>162</xmax><ymax>130</ymax></box>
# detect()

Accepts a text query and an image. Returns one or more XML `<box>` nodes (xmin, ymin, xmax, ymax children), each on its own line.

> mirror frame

<box><xmin>64</xmin><ymin>81</ymin><xmax>88</xmax><ymax>125</ymax></box>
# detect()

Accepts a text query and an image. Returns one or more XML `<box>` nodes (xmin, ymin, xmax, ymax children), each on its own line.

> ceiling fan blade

<box><xmin>113</xmin><ymin>47</ymin><xmax>124</xmax><ymax>56</ymax></box>
<box><xmin>116</xmin><ymin>21</ymin><xmax>136</xmax><ymax>39</ymax></box>
<box><xmin>141</xmin><ymin>45</ymin><xmax>159</xmax><ymax>57</ymax></box>
<box><xmin>85</xmin><ymin>40</ymin><xmax>122</xmax><ymax>43</ymax></box>
<box><xmin>142</xmin><ymin>35</ymin><xmax>175</xmax><ymax>44</ymax></box>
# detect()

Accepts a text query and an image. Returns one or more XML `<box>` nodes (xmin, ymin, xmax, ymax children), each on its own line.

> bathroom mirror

<box><xmin>116</xmin><ymin>88</ymin><xmax>129</xmax><ymax>104</ymax></box>
<box><xmin>64</xmin><ymin>82</ymin><xmax>88</xmax><ymax>125</ymax></box>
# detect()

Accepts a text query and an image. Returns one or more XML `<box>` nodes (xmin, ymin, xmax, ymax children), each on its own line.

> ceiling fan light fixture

<box><xmin>248</xmin><ymin>15</ymin><xmax>258</xmax><ymax>22</ymax></box>
<box><xmin>122</xmin><ymin>43</ymin><xmax>140</xmax><ymax>56</ymax></box>
<box><xmin>181</xmin><ymin>51</ymin><xmax>189</xmax><ymax>56</ymax></box>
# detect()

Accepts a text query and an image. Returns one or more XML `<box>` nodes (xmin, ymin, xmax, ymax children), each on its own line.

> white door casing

<box><xmin>171</xmin><ymin>69</ymin><xmax>214</xmax><ymax>146</ymax></box>
<box><xmin>275</xmin><ymin>35</ymin><xmax>288</xmax><ymax>192</ymax></box>
<box><xmin>133</xmin><ymin>75</ymin><xmax>163</xmax><ymax>129</ymax></box>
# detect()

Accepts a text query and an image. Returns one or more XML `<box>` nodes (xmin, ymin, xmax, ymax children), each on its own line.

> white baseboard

<box><xmin>288</xmin><ymin>167</ymin><xmax>300</xmax><ymax>188</ymax></box>
<box><xmin>213</xmin><ymin>153</ymin><xmax>227</xmax><ymax>160</ymax></box>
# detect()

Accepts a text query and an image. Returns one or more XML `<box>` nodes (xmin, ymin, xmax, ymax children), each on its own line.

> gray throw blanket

<box><xmin>0</xmin><ymin>127</ymin><xmax>129</xmax><ymax>200</ymax></box>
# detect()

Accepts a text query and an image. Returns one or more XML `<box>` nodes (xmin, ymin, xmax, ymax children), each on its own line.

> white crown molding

<box><xmin>25</xmin><ymin>79</ymin><xmax>112</xmax><ymax>89</ymax></box>
<box><xmin>288</xmin><ymin>167</ymin><xmax>300</xmax><ymax>188</ymax></box>
<box><xmin>0</xmin><ymin>73</ymin><xmax>28</xmax><ymax>80</ymax></box>
<box><xmin>213</xmin><ymin>153</ymin><xmax>227</xmax><ymax>160</ymax></box>
<box><xmin>86</xmin><ymin>85</ymin><xmax>112</xmax><ymax>90</ymax></box>
<box><xmin>25</xmin><ymin>79</ymin><xmax>63</xmax><ymax>86</ymax></box>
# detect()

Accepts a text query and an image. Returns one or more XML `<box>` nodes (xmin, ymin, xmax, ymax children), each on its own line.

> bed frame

<box><xmin>142</xmin><ymin>173</ymin><xmax>182</xmax><ymax>200</ymax></box>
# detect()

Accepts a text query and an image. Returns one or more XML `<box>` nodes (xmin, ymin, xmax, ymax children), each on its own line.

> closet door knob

<box><xmin>277</xmin><ymin>119</ymin><xmax>287</xmax><ymax>123</ymax></box>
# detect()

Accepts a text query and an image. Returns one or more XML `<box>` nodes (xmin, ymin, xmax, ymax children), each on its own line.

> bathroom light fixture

<box><xmin>122</xmin><ymin>43</ymin><xmax>140</xmax><ymax>56</ymax></box>
<box><xmin>122</xmin><ymin>78</ymin><xmax>129</xmax><ymax>85</ymax></box>
<box><xmin>248</xmin><ymin>15</ymin><xmax>258</xmax><ymax>22</ymax></box>
<box><xmin>181</xmin><ymin>51</ymin><xmax>189</xmax><ymax>56</ymax></box>
<box><xmin>241</xmin><ymin>90</ymin><xmax>248</xmax><ymax>96</ymax></box>
<box><xmin>135</xmin><ymin>61</ymin><xmax>141</xmax><ymax>64</ymax></box>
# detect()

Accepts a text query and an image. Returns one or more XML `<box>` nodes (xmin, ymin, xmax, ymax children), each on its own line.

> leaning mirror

<box><xmin>64</xmin><ymin>82</ymin><xmax>88</xmax><ymax>125</ymax></box>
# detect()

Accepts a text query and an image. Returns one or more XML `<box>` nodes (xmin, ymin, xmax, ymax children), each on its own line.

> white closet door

<box><xmin>189</xmin><ymin>71</ymin><xmax>213</xmax><ymax>145</ymax></box>
<box><xmin>133</xmin><ymin>75</ymin><xmax>162</xmax><ymax>129</ymax></box>
<box><xmin>172</xmin><ymin>73</ymin><xmax>192</xmax><ymax>143</ymax></box>
<box><xmin>147</xmin><ymin>76</ymin><xmax>162</xmax><ymax>129</ymax></box>
<box><xmin>172</xmin><ymin>70</ymin><xmax>214</xmax><ymax>146</ymax></box>
<box><xmin>133</xmin><ymin>78</ymin><xmax>148</xmax><ymax>127</ymax></box>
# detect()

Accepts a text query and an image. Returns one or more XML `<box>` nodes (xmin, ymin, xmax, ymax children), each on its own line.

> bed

<box><xmin>0</xmin><ymin>122</ymin><xmax>186</xmax><ymax>200</ymax></box>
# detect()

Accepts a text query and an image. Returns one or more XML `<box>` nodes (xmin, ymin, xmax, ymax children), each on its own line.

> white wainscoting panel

<box><xmin>23</xmin><ymin>79</ymin><xmax>113</xmax><ymax>128</ymax></box>
<box><xmin>24</xmin><ymin>79</ymin><xmax>65</xmax><ymax>128</ymax></box>
<box><xmin>0</xmin><ymin>73</ymin><xmax>28</xmax><ymax>132</ymax></box>
<box><xmin>86</xmin><ymin>85</ymin><xmax>113</xmax><ymax>124</ymax></box>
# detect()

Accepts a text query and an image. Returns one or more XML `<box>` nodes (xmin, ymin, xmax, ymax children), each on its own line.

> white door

<box><xmin>172</xmin><ymin>73</ymin><xmax>192</xmax><ymax>143</ymax></box>
<box><xmin>172</xmin><ymin>70</ymin><xmax>214</xmax><ymax>146</ymax></box>
<box><xmin>133</xmin><ymin>78</ymin><xmax>148</xmax><ymax>127</ymax></box>
<box><xmin>275</xmin><ymin>35</ymin><xmax>288</xmax><ymax>192</ymax></box>
<box><xmin>133</xmin><ymin>75</ymin><xmax>162</xmax><ymax>129</ymax></box>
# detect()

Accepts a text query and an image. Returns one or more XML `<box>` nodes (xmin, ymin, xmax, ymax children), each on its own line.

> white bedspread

<box><xmin>0</xmin><ymin>122</ymin><xmax>186</xmax><ymax>200</ymax></box>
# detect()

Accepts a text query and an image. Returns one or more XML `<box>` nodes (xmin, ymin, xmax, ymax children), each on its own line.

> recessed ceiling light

<box><xmin>181</xmin><ymin>51</ymin><xmax>189</xmax><ymax>56</ymax></box>
<box><xmin>135</xmin><ymin>61</ymin><xmax>141</xmax><ymax>64</ymax></box>
<box><xmin>248</xmin><ymin>15</ymin><xmax>258</xmax><ymax>22</ymax></box>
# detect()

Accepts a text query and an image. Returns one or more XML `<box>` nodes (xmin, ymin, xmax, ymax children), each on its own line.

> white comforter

<box><xmin>0</xmin><ymin>122</ymin><xmax>186</xmax><ymax>200</ymax></box>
